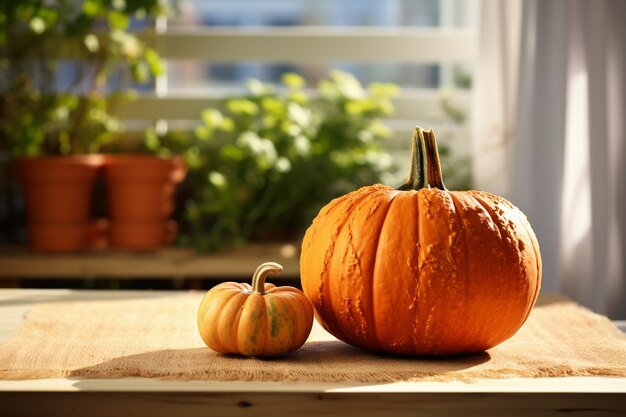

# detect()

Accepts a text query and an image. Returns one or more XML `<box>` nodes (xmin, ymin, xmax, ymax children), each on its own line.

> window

<box><xmin>121</xmin><ymin>0</ymin><xmax>478</xmax><ymax>187</ymax></box>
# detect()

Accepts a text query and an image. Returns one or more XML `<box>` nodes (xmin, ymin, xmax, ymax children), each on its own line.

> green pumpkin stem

<box><xmin>251</xmin><ymin>262</ymin><xmax>283</xmax><ymax>294</ymax></box>
<box><xmin>423</xmin><ymin>129</ymin><xmax>447</xmax><ymax>191</ymax></box>
<box><xmin>397</xmin><ymin>126</ymin><xmax>428</xmax><ymax>191</ymax></box>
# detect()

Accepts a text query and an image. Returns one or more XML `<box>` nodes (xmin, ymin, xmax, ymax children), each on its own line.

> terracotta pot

<box><xmin>17</xmin><ymin>155</ymin><xmax>104</xmax><ymax>252</ymax></box>
<box><xmin>104</xmin><ymin>155</ymin><xmax>186</xmax><ymax>250</ymax></box>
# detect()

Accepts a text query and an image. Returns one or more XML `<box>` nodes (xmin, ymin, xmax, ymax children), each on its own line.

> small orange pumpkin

<box><xmin>300</xmin><ymin>127</ymin><xmax>542</xmax><ymax>356</ymax></box>
<box><xmin>197</xmin><ymin>262</ymin><xmax>314</xmax><ymax>357</ymax></box>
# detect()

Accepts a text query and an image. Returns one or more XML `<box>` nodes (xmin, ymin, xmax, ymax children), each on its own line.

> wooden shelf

<box><xmin>0</xmin><ymin>244</ymin><xmax>300</xmax><ymax>279</ymax></box>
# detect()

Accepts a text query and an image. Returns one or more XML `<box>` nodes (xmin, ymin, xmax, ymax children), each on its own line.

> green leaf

<box><xmin>221</xmin><ymin>117</ymin><xmax>235</xmax><ymax>132</ymax></box>
<box><xmin>294</xmin><ymin>135</ymin><xmax>311</xmax><ymax>156</ymax></box>
<box><xmin>185</xmin><ymin>200</ymin><xmax>201</xmax><ymax>221</ymax></box>
<box><xmin>330</xmin><ymin>70</ymin><xmax>365</xmax><ymax>99</ymax></box>
<box><xmin>220</xmin><ymin>144</ymin><xmax>246</xmax><ymax>161</ymax></box>
<box><xmin>345</xmin><ymin>101</ymin><xmax>365</xmax><ymax>116</ymax></box>
<box><xmin>144</xmin><ymin>127</ymin><xmax>161</xmax><ymax>151</ymax></box>
<box><xmin>281</xmin><ymin>72</ymin><xmax>305</xmax><ymax>89</ymax></box>
<box><xmin>246</xmin><ymin>79</ymin><xmax>273</xmax><ymax>96</ymax></box>
<box><xmin>275</xmin><ymin>157</ymin><xmax>291</xmax><ymax>173</ymax></box>
<box><xmin>261</xmin><ymin>97</ymin><xmax>285</xmax><ymax>115</ymax></box>
<box><xmin>184</xmin><ymin>146</ymin><xmax>202</xmax><ymax>169</ymax></box>
<box><xmin>201</xmin><ymin>109</ymin><xmax>224</xmax><ymax>128</ymax></box>
<box><xmin>131</xmin><ymin>61</ymin><xmax>150</xmax><ymax>84</ymax></box>
<box><xmin>317</xmin><ymin>79</ymin><xmax>337</xmax><ymax>99</ymax></box>
<box><xmin>113</xmin><ymin>0</ymin><xmax>127</xmax><ymax>11</ymax></box>
<box><xmin>208</xmin><ymin>171</ymin><xmax>228</xmax><ymax>190</ymax></box>
<box><xmin>111</xmin><ymin>30</ymin><xmax>141</xmax><ymax>58</ymax></box>
<box><xmin>288</xmin><ymin>91</ymin><xmax>308</xmax><ymax>104</ymax></box>
<box><xmin>262</xmin><ymin>115</ymin><xmax>277</xmax><ymax>129</ymax></box>
<box><xmin>38</xmin><ymin>8</ymin><xmax>59</xmax><ymax>26</ymax></box>
<box><xmin>195</xmin><ymin>126</ymin><xmax>211</xmax><ymax>141</ymax></box>
<box><xmin>144</xmin><ymin>48</ymin><xmax>164</xmax><ymax>76</ymax></box>
<box><xmin>84</xmin><ymin>34</ymin><xmax>100</xmax><ymax>53</ymax></box>
<box><xmin>287</xmin><ymin>103</ymin><xmax>311</xmax><ymax>127</ymax></box>
<box><xmin>369</xmin><ymin>120</ymin><xmax>393</xmax><ymax>138</ymax></box>
<box><xmin>29</xmin><ymin>17</ymin><xmax>46</xmax><ymax>34</ymax></box>
<box><xmin>82</xmin><ymin>0</ymin><xmax>101</xmax><ymax>17</ymax></box>
<box><xmin>226</xmin><ymin>99</ymin><xmax>259</xmax><ymax>116</ymax></box>
<box><xmin>158</xmin><ymin>148</ymin><xmax>172</xmax><ymax>158</ymax></box>
<box><xmin>108</xmin><ymin>10</ymin><xmax>130</xmax><ymax>30</ymax></box>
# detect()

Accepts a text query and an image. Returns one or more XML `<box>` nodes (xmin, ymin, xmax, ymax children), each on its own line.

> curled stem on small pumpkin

<box><xmin>423</xmin><ymin>129</ymin><xmax>447</xmax><ymax>191</ymax></box>
<box><xmin>398</xmin><ymin>126</ymin><xmax>428</xmax><ymax>191</ymax></box>
<box><xmin>251</xmin><ymin>262</ymin><xmax>283</xmax><ymax>294</ymax></box>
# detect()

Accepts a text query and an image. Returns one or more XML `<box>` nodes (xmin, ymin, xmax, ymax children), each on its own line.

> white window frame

<box><xmin>120</xmin><ymin>25</ymin><xmax>476</xmax><ymax>150</ymax></box>
<box><xmin>122</xmin><ymin>27</ymin><xmax>477</xmax><ymax>120</ymax></box>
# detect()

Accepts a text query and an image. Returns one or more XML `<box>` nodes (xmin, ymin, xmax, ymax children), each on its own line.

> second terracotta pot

<box><xmin>104</xmin><ymin>155</ymin><xmax>186</xmax><ymax>250</ymax></box>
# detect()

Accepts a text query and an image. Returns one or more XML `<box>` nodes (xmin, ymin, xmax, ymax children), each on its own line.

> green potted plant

<box><xmin>0</xmin><ymin>0</ymin><xmax>168</xmax><ymax>251</ymax></box>
<box><xmin>147</xmin><ymin>70</ymin><xmax>399</xmax><ymax>252</ymax></box>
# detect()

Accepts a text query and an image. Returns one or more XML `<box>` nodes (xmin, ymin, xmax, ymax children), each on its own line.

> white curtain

<box><xmin>473</xmin><ymin>0</ymin><xmax>626</xmax><ymax>318</ymax></box>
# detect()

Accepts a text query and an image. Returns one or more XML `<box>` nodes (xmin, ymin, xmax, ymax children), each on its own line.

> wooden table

<box><xmin>1</xmin><ymin>289</ymin><xmax>625</xmax><ymax>417</ymax></box>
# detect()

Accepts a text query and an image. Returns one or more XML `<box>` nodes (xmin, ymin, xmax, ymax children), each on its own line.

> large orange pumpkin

<box><xmin>197</xmin><ymin>262</ymin><xmax>314</xmax><ymax>357</ymax></box>
<box><xmin>300</xmin><ymin>127</ymin><xmax>541</xmax><ymax>356</ymax></box>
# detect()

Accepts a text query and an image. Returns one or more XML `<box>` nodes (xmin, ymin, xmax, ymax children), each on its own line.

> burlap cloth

<box><xmin>0</xmin><ymin>292</ymin><xmax>625</xmax><ymax>382</ymax></box>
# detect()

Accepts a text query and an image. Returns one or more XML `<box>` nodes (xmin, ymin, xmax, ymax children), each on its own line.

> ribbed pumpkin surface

<box><xmin>198</xmin><ymin>280</ymin><xmax>313</xmax><ymax>357</ymax></box>
<box><xmin>300</xmin><ymin>162</ymin><xmax>541</xmax><ymax>356</ymax></box>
